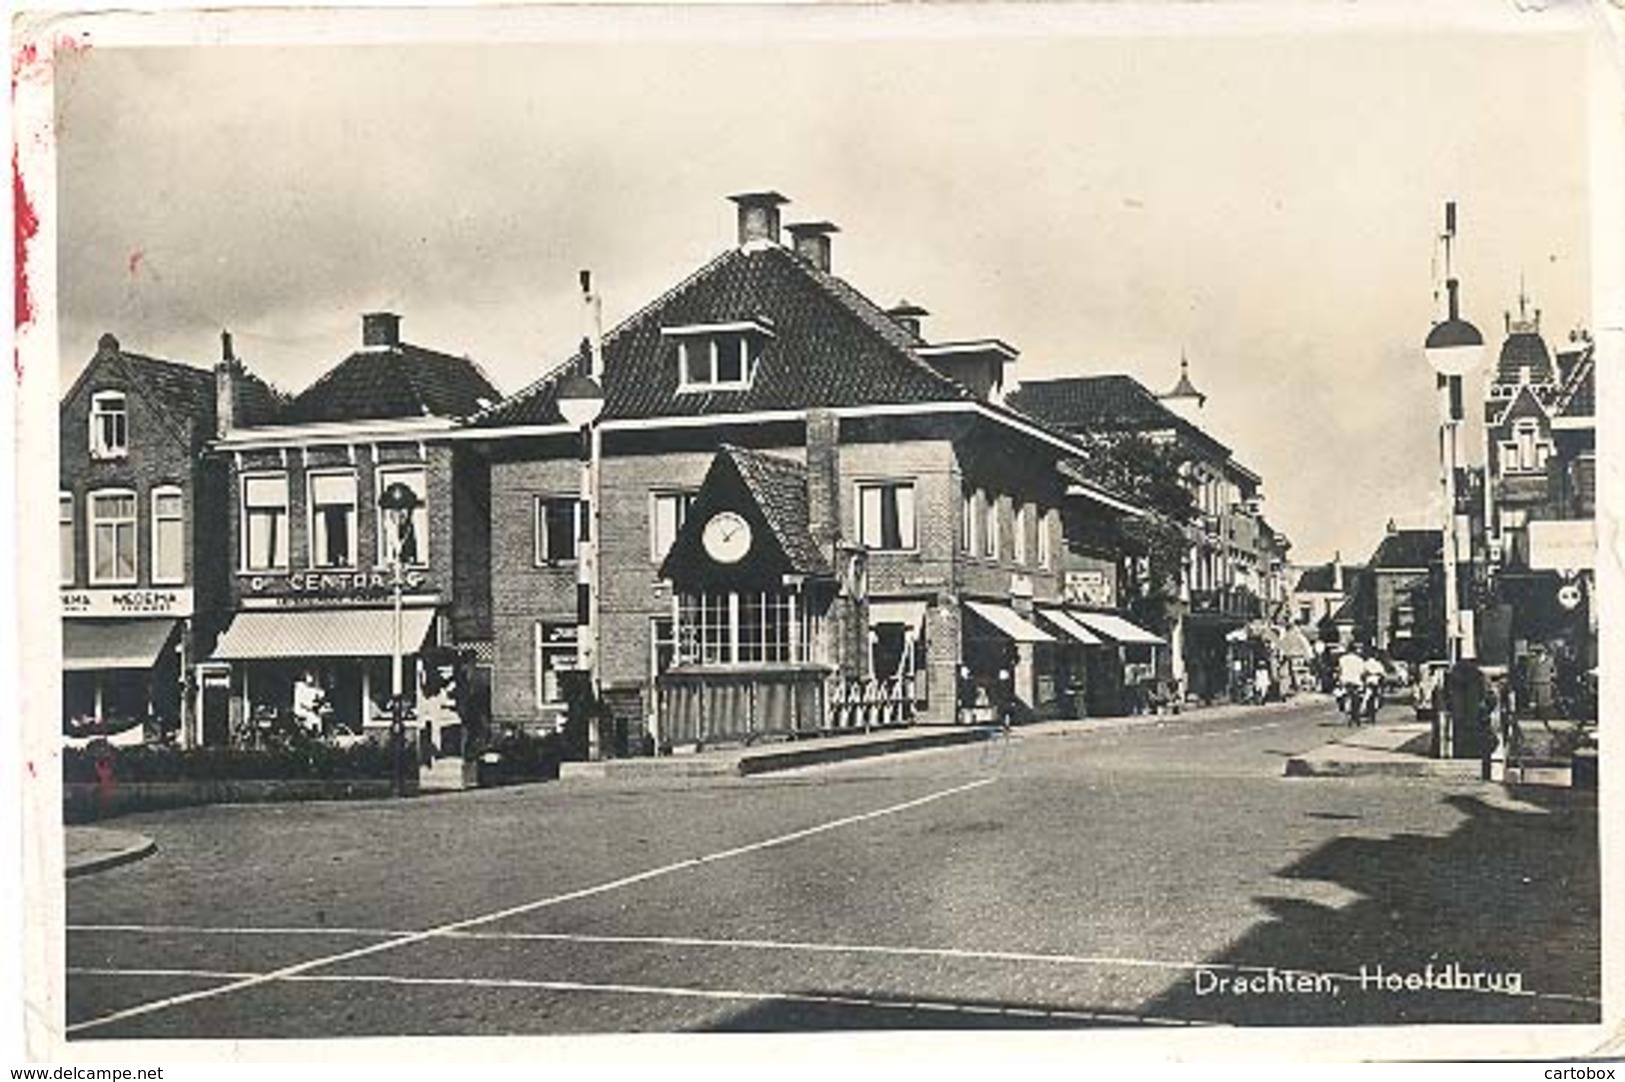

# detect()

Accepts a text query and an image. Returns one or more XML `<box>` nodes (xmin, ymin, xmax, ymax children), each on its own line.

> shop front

<box><xmin>1065</xmin><ymin>609</ymin><xmax>1166</xmax><ymax>716</ymax></box>
<box><xmin>206</xmin><ymin>605</ymin><xmax>438</xmax><ymax>745</ymax></box>
<box><xmin>961</xmin><ymin>600</ymin><xmax>1055</xmax><ymax>722</ymax></box>
<box><xmin>60</xmin><ymin>587</ymin><xmax>193</xmax><ymax>743</ymax></box>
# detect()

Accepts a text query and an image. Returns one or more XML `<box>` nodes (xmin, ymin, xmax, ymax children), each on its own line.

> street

<box><xmin>64</xmin><ymin>697</ymin><xmax>1600</xmax><ymax>1037</ymax></box>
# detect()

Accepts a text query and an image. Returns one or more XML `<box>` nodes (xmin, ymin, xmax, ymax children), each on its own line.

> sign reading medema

<box><xmin>61</xmin><ymin>587</ymin><xmax>195</xmax><ymax>617</ymax></box>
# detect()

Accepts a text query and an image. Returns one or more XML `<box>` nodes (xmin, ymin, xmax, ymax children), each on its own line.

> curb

<box><xmin>1283</xmin><ymin>756</ymin><xmax>1484</xmax><ymax>779</ymax></box>
<box><xmin>65</xmin><ymin>833</ymin><xmax>157</xmax><ymax>878</ymax></box>
<box><xmin>564</xmin><ymin>726</ymin><xmax>995</xmax><ymax>781</ymax></box>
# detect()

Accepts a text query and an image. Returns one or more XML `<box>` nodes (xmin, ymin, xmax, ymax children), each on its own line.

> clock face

<box><xmin>702</xmin><ymin>511</ymin><xmax>753</xmax><ymax>564</ymax></box>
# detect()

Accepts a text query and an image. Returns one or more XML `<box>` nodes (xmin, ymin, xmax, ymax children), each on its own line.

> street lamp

<box><xmin>1423</xmin><ymin>202</ymin><xmax>1486</xmax><ymax>755</ymax></box>
<box><xmin>559</xmin><ymin>269</ymin><xmax>607</xmax><ymax>757</ymax></box>
<box><xmin>378</xmin><ymin>479</ymin><xmax>423</xmax><ymax>796</ymax></box>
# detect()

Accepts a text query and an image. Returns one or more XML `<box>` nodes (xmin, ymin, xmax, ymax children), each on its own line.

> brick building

<box><xmin>59</xmin><ymin>333</ymin><xmax>282</xmax><ymax>743</ymax></box>
<box><xmin>464</xmin><ymin>192</ymin><xmax>1154</xmax><ymax>748</ymax></box>
<box><xmin>200</xmin><ymin>314</ymin><xmax>499</xmax><ymax>749</ymax></box>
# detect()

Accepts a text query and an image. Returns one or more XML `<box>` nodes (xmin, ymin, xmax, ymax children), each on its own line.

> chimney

<box><xmin>786</xmin><ymin>221</ymin><xmax>838</xmax><ymax>273</ymax></box>
<box><xmin>1332</xmin><ymin>552</ymin><xmax>1343</xmax><ymax>593</ymax></box>
<box><xmin>97</xmin><ymin>332</ymin><xmax>120</xmax><ymax>355</ymax></box>
<box><xmin>887</xmin><ymin>300</ymin><xmax>929</xmax><ymax>340</ymax></box>
<box><xmin>727</xmin><ymin>191</ymin><xmax>789</xmax><ymax>248</ymax></box>
<box><xmin>362</xmin><ymin>311</ymin><xmax>401</xmax><ymax>349</ymax></box>
<box><xmin>806</xmin><ymin>408</ymin><xmax>841</xmax><ymax>558</ymax></box>
<box><xmin>215</xmin><ymin>329</ymin><xmax>238</xmax><ymax>439</ymax></box>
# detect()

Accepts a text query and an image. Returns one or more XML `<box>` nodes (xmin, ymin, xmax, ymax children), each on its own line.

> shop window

<box><xmin>59</xmin><ymin>493</ymin><xmax>74</xmax><ymax>585</ymax></box>
<box><xmin>151</xmin><ymin>486</ymin><xmax>184</xmax><ymax>584</ymax></box>
<box><xmin>89</xmin><ymin>391</ymin><xmax>128</xmax><ymax>459</ymax></box>
<box><xmin>88</xmin><ymin>489</ymin><xmax>138</xmax><ymax>585</ymax></box>
<box><xmin>857</xmin><ymin>481</ymin><xmax>917</xmax><ymax>552</ymax></box>
<box><xmin>651</xmin><ymin>490</ymin><xmax>695</xmax><ymax>562</ymax></box>
<box><xmin>377</xmin><ymin>465</ymin><xmax>429</xmax><ymax>566</ymax></box>
<box><xmin>533</xmin><ymin>622</ymin><xmax>578</xmax><ymax>707</ymax></box>
<box><xmin>242</xmin><ymin>474</ymin><xmax>290</xmax><ymax>572</ymax></box>
<box><xmin>534</xmin><ymin>496</ymin><xmax>580</xmax><ymax>565</ymax></box>
<box><xmin>308</xmin><ymin>471</ymin><xmax>359</xmax><ymax>569</ymax></box>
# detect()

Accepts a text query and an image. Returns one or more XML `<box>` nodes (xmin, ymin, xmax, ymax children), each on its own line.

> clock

<box><xmin>702</xmin><ymin>511</ymin><xmax>753</xmax><ymax>564</ymax></box>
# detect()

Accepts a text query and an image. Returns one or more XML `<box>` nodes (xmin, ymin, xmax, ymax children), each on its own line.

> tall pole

<box><xmin>578</xmin><ymin>271</ymin><xmax>604</xmax><ymax>759</ymax></box>
<box><xmin>391</xmin><ymin>554</ymin><xmax>405</xmax><ymax>797</ymax></box>
<box><xmin>1439</xmin><ymin>373</ymin><xmax>1461</xmax><ymax>667</ymax></box>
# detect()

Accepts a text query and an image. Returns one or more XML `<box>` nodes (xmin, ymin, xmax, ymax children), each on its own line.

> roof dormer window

<box><xmin>89</xmin><ymin>390</ymin><xmax>129</xmax><ymax>459</ymax></box>
<box><xmin>665</xmin><ymin>320</ymin><xmax>772</xmax><ymax>392</ymax></box>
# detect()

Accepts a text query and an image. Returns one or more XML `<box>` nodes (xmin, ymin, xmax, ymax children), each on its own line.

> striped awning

<box><xmin>965</xmin><ymin>601</ymin><xmax>1054</xmax><ymax>643</ymax></box>
<box><xmin>212</xmin><ymin>608</ymin><xmax>436</xmax><ymax>661</ymax></box>
<box><xmin>1067</xmin><ymin>610</ymin><xmax>1165</xmax><ymax>646</ymax></box>
<box><xmin>62</xmin><ymin>619</ymin><xmax>179</xmax><ymax>672</ymax></box>
<box><xmin>1038</xmin><ymin>607</ymin><xmax>1105</xmax><ymax>646</ymax></box>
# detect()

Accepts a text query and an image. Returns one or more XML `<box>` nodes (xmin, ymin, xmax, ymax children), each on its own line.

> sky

<box><xmin>46</xmin><ymin>4</ymin><xmax>1599</xmax><ymax>566</ymax></box>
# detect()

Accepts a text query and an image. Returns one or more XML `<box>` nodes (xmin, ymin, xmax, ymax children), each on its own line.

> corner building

<box><xmin>469</xmin><ymin>193</ymin><xmax>1147</xmax><ymax>748</ymax></box>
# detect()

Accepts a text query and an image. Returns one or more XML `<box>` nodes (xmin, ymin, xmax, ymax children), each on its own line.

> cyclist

<box><xmin>1336</xmin><ymin>645</ymin><xmax>1365</xmax><ymax>722</ymax></box>
<box><xmin>1359</xmin><ymin>650</ymin><xmax>1387</xmax><ymax>724</ymax></box>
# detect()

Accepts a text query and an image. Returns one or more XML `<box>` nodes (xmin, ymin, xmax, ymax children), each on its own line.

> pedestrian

<box><xmin>1527</xmin><ymin>644</ymin><xmax>1556</xmax><ymax>727</ymax></box>
<box><xmin>1446</xmin><ymin>654</ymin><xmax>1487</xmax><ymax>760</ymax></box>
<box><xmin>292</xmin><ymin>670</ymin><xmax>327</xmax><ymax>738</ymax></box>
<box><xmin>1253</xmin><ymin>664</ymin><xmax>1270</xmax><ymax>706</ymax></box>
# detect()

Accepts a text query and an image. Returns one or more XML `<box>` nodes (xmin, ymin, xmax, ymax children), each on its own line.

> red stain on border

<box><xmin>14</xmin><ymin>146</ymin><xmax>40</xmax><ymax>383</ymax></box>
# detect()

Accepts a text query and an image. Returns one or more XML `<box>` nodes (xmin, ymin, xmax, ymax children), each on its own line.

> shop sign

<box><xmin>243</xmin><ymin>569</ymin><xmax>429</xmax><ymax>598</ymax></box>
<box><xmin>1557</xmin><ymin>582</ymin><xmax>1583</xmax><ymax>610</ymax></box>
<box><xmin>1064</xmin><ymin>569</ymin><xmax>1115</xmax><ymax>609</ymax></box>
<box><xmin>61</xmin><ymin>587</ymin><xmax>194</xmax><ymax>617</ymax></box>
<box><xmin>1527</xmin><ymin>520</ymin><xmax>1595</xmax><ymax>571</ymax></box>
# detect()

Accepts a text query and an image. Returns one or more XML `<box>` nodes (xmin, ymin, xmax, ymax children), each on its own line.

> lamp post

<box><xmin>1423</xmin><ymin>202</ymin><xmax>1486</xmax><ymax>756</ymax></box>
<box><xmin>378</xmin><ymin>479</ymin><xmax>423</xmax><ymax>797</ymax></box>
<box><xmin>558</xmin><ymin>270</ymin><xmax>607</xmax><ymax>757</ymax></box>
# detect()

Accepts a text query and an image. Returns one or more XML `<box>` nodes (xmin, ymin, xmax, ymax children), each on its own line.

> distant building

<box><xmin>1010</xmin><ymin>362</ymin><xmax>1289</xmax><ymax>703</ymax></box>
<box><xmin>1481</xmin><ymin>295</ymin><xmax>1596</xmax><ymax>674</ymax></box>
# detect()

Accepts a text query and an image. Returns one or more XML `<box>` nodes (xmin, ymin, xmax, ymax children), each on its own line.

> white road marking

<box><xmin>65</xmin><ymin>967</ymin><xmax>1203</xmax><ymax>1027</ymax></box>
<box><xmin>66</xmin><ymin>927</ymin><xmax>1601</xmax><ymax>1006</ymax></box>
<box><xmin>66</xmin><ymin>777</ymin><xmax>996</xmax><ymax>1035</ymax></box>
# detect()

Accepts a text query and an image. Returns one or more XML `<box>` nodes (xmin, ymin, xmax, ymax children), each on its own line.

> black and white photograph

<box><xmin>8</xmin><ymin>0</ymin><xmax>1622</xmax><ymax>1064</ymax></box>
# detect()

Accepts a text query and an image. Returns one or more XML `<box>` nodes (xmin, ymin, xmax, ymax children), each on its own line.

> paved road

<box><xmin>64</xmin><ymin>698</ymin><xmax>1600</xmax><ymax>1038</ymax></box>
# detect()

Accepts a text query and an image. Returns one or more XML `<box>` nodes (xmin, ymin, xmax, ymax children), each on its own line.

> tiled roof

<box><xmin>1369</xmin><ymin>529</ymin><xmax>1441</xmax><ymax>570</ymax></box>
<box><xmin>1495</xmin><ymin>330</ymin><xmax>1554</xmax><ymax>385</ymax></box>
<box><xmin>1008</xmin><ymin>375</ymin><xmax>1231</xmax><ymax>461</ymax></box>
<box><xmin>283</xmin><ymin>344</ymin><xmax>500</xmax><ymax>424</ymax></box>
<box><xmin>722</xmin><ymin>445</ymin><xmax>830</xmax><ymax>576</ymax></box>
<box><xmin>472</xmin><ymin>244</ymin><xmax>969</xmax><ymax>428</ymax></box>
<box><xmin>67</xmin><ymin>340</ymin><xmax>288</xmax><ymax>438</ymax></box>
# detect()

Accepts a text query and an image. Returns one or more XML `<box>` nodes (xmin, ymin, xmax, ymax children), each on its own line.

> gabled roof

<box><xmin>1008</xmin><ymin>375</ymin><xmax>1232</xmax><ymax>462</ymax></box>
<box><xmin>472</xmin><ymin>244</ymin><xmax>969</xmax><ymax>428</ymax></box>
<box><xmin>1293</xmin><ymin>563</ymin><xmax>1361</xmax><ymax>594</ymax></box>
<box><xmin>62</xmin><ymin>334</ymin><xmax>286</xmax><ymax>439</ymax></box>
<box><xmin>283</xmin><ymin>343</ymin><xmax>500</xmax><ymax>425</ymax></box>
<box><xmin>1488</xmin><ymin>381</ymin><xmax>1551</xmax><ymax>431</ymax></box>
<box><xmin>723</xmin><ymin>446</ymin><xmax>830</xmax><ymax>576</ymax></box>
<box><xmin>1369</xmin><ymin>528</ymin><xmax>1441</xmax><ymax>571</ymax></box>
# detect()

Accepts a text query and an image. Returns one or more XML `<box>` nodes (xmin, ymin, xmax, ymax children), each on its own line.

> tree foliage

<box><xmin>1069</xmin><ymin>432</ymin><xmax>1196</xmax><ymax>603</ymax></box>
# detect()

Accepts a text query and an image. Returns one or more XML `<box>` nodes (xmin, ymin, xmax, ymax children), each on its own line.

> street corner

<box><xmin>65</xmin><ymin>825</ymin><xmax>157</xmax><ymax>878</ymax></box>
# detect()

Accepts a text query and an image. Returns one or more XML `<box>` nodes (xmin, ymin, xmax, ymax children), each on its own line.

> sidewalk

<box><xmin>560</xmin><ymin>697</ymin><xmax>1307</xmax><ymax>781</ymax></box>
<box><xmin>1284</xmin><ymin>719</ymin><xmax>1485</xmax><ymax>780</ymax></box>
<box><xmin>64</xmin><ymin>826</ymin><xmax>156</xmax><ymax>877</ymax></box>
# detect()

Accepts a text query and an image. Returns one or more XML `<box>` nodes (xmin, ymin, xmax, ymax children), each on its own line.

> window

<box><xmin>1013</xmin><ymin>503</ymin><xmax>1029</xmax><ymax>566</ymax></box>
<box><xmin>984</xmin><ymin>493</ymin><xmax>1000</xmax><ymax>560</ymax></box>
<box><xmin>668</xmin><ymin>322</ymin><xmax>771</xmax><ymax>391</ymax></box>
<box><xmin>1036</xmin><ymin>508</ymin><xmax>1053</xmax><ymax>571</ymax></box>
<box><xmin>651</xmin><ymin>616</ymin><xmax>677</xmax><ymax>677</ymax></box>
<box><xmin>533</xmin><ymin>622</ymin><xmax>578</xmax><ymax>707</ymax></box>
<box><xmin>59</xmin><ymin>493</ymin><xmax>74</xmax><ymax>585</ymax></box>
<box><xmin>376</xmin><ymin>466</ymin><xmax>429</xmax><ymax>566</ymax></box>
<box><xmin>676</xmin><ymin>590</ymin><xmax>806</xmax><ymax>666</ymax></box>
<box><xmin>534</xmin><ymin>496</ymin><xmax>580</xmax><ymax>564</ymax></box>
<box><xmin>88</xmin><ymin>489</ymin><xmax>138</xmax><ymax>584</ymax></box>
<box><xmin>857</xmin><ymin>481</ymin><xmax>916</xmax><ymax>551</ymax></box>
<box><xmin>308</xmin><ymin>471</ymin><xmax>358</xmax><ymax>569</ymax></box>
<box><xmin>242</xmin><ymin>474</ymin><xmax>290</xmax><ymax>572</ymax></box>
<box><xmin>651</xmin><ymin>491</ymin><xmax>695</xmax><ymax>562</ymax></box>
<box><xmin>151</xmin><ymin>487</ymin><xmax>184</xmax><ymax>584</ymax></box>
<box><xmin>1504</xmin><ymin>420</ymin><xmax>1551</xmax><ymax>474</ymax></box>
<box><xmin>89</xmin><ymin>391</ymin><xmax>128</xmax><ymax>459</ymax></box>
